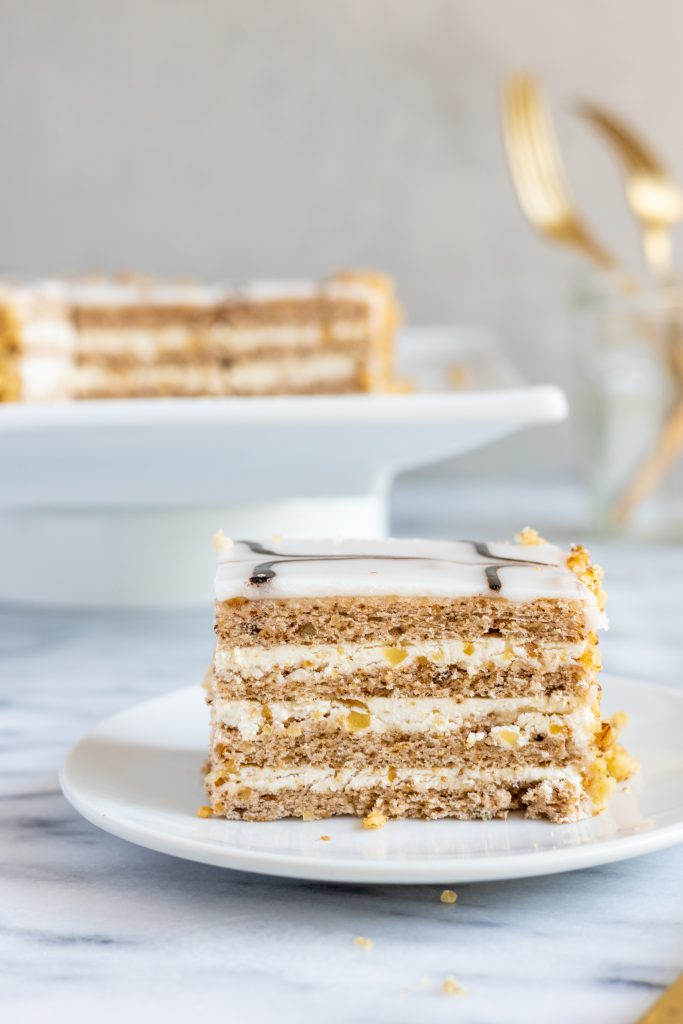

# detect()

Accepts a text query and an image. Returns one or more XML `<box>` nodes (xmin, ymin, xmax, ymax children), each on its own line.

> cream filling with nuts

<box><xmin>206</xmin><ymin>763</ymin><xmax>586</xmax><ymax>796</ymax></box>
<box><xmin>212</xmin><ymin>689</ymin><xmax>600</xmax><ymax>749</ymax></box>
<box><xmin>214</xmin><ymin>638</ymin><xmax>590</xmax><ymax>680</ymax></box>
<box><xmin>77</xmin><ymin>321</ymin><xmax>367</xmax><ymax>358</ymax></box>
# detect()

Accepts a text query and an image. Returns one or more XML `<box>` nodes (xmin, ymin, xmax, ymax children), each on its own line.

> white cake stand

<box><xmin>0</xmin><ymin>328</ymin><xmax>566</xmax><ymax>606</ymax></box>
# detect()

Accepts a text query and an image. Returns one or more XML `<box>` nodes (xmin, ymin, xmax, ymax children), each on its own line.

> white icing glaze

<box><xmin>67</xmin><ymin>279</ymin><xmax>226</xmax><ymax>307</ymax></box>
<box><xmin>214</xmin><ymin>538</ymin><xmax>607</xmax><ymax>627</ymax></box>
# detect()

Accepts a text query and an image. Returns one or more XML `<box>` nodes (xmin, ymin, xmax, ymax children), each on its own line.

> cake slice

<box><xmin>70</xmin><ymin>271</ymin><xmax>399</xmax><ymax>398</ymax></box>
<box><xmin>205</xmin><ymin>532</ymin><xmax>634</xmax><ymax>824</ymax></box>
<box><xmin>0</xmin><ymin>269</ymin><xmax>400</xmax><ymax>401</ymax></box>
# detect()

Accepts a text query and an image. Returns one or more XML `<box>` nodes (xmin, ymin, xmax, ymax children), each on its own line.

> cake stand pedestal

<box><xmin>0</xmin><ymin>493</ymin><xmax>388</xmax><ymax>607</ymax></box>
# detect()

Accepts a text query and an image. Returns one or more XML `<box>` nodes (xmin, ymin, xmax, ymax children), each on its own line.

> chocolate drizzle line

<box><xmin>237</xmin><ymin>539</ymin><xmax>551</xmax><ymax>594</ymax></box>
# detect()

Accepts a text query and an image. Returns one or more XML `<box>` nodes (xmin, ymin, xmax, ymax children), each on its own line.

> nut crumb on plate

<box><xmin>353</xmin><ymin>936</ymin><xmax>373</xmax><ymax>952</ymax></box>
<box><xmin>196</xmin><ymin>805</ymin><xmax>213</xmax><ymax>819</ymax></box>
<box><xmin>440</xmin><ymin>889</ymin><xmax>458</xmax><ymax>904</ymax></box>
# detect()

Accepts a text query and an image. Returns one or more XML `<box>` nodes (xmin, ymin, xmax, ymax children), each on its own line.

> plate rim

<box><xmin>60</xmin><ymin>675</ymin><xmax>683</xmax><ymax>884</ymax></box>
<box><xmin>0</xmin><ymin>384</ymin><xmax>567</xmax><ymax>433</ymax></box>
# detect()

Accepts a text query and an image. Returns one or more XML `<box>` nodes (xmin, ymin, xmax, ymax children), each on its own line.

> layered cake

<box><xmin>0</xmin><ymin>270</ymin><xmax>399</xmax><ymax>400</ymax></box>
<box><xmin>204</xmin><ymin>532</ymin><xmax>635</xmax><ymax>824</ymax></box>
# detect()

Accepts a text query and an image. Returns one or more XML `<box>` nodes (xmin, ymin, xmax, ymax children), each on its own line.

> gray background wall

<box><xmin>2</xmin><ymin>0</ymin><xmax>681</xmax><ymax>477</ymax></box>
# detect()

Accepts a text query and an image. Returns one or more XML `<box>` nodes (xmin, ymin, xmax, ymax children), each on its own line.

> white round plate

<box><xmin>60</xmin><ymin>675</ymin><xmax>683</xmax><ymax>884</ymax></box>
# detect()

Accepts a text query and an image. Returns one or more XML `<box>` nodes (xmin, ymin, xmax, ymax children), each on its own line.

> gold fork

<box><xmin>577</xmin><ymin>101</ymin><xmax>683</xmax><ymax>280</ymax></box>
<box><xmin>502</xmin><ymin>74</ymin><xmax>623</xmax><ymax>275</ymax></box>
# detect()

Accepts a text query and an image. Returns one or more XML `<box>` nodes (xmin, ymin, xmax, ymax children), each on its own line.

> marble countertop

<box><xmin>2</xmin><ymin>531</ymin><xmax>683</xmax><ymax>1023</ymax></box>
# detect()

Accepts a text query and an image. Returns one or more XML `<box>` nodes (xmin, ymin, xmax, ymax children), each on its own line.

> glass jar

<box><xmin>572</xmin><ymin>273</ymin><xmax>683</xmax><ymax>540</ymax></box>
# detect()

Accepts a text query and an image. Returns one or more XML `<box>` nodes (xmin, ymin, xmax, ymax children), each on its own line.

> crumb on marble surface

<box><xmin>353</xmin><ymin>936</ymin><xmax>373</xmax><ymax>952</ymax></box>
<box><xmin>440</xmin><ymin>889</ymin><xmax>458</xmax><ymax>904</ymax></box>
<box><xmin>197</xmin><ymin>805</ymin><xmax>213</xmax><ymax>818</ymax></box>
<box><xmin>320</xmin><ymin>835</ymin><xmax>331</xmax><ymax>841</ymax></box>
<box><xmin>442</xmin><ymin>975</ymin><xmax>466</xmax><ymax>996</ymax></box>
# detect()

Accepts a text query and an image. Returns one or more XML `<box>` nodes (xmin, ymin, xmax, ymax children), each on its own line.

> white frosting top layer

<box><xmin>66</xmin><ymin>280</ymin><xmax>226</xmax><ymax>307</ymax></box>
<box><xmin>214</xmin><ymin>537</ymin><xmax>605</xmax><ymax>625</ymax></box>
<box><xmin>65</xmin><ymin>276</ymin><xmax>382</xmax><ymax>310</ymax></box>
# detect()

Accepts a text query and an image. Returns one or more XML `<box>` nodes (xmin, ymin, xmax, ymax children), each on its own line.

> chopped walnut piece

<box><xmin>567</xmin><ymin>545</ymin><xmax>607</xmax><ymax>610</ymax></box>
<box><xmin>362</xmin><ymin>810</ymin><xmax>388</xmax><ymax>830</ymax></box>
<box><xmin>579</xmin><ymin>646</ymin><xmax>602</xmax><ymax>672</ymax></box>
<box><xmin>582</xmin><ymin>759</ymin><xmax>616</xmax><ymax>812</ymax></box>
<box><xmin>494</xmin><ymin>727</ymin><xmax>520</xmax><ymax>749</ymax></box>
<box><xmin>442</xmin><ymin>976</ymin><xmax>466</xmax><ymax>996</ymax></box>
<box><xmin>212</xmin><ymin>529</ymin><xmax>233</xmax><ymax>552</ymax></box>
<box><xmin>197</xmin><ymin>805</ymin><xmax>213</xmax><ymax>819</ymax></box>
<box><xmin>345</xmin><ymin>710</ymin><xmax>371</xmax><ymax>733</ymax></box>
<box><xmin>320</xmin><ymin>835</ymin><xmax>331</xmax><ymax>842</ymax></box>
<box><xmin>381</xmin><ymin>646</ymin><xmax>409</xmax><ymax>666</ymax></box>
<box><xmin>566</xmin><ymin>544</ymin><xmax>591</xmax><ymax>574</ymax></box>
<box><xmin>611</xmin><ymin>710</ymin><xmax>629</xmax><ymax>731</ymax></box>
<box><xmin>606</xmin><ymin>744</ymin><xmax>639</xmax><ymax>782</ymax></box>
<box><xmin>515</xmin><ymin>526</ymin><xmax>544</xmax><ymax>546</ymax></box>
<box><xmin>596</xmin><ymin>721</ymin><xmax>617</xmax><ymax>751</ymax></box>
<box><xmin>353</xmin><ymin>936</ymin><xmax>373</xmax><ymax>951</ymax></box>
<box><xmin>440</xmin><ymin>889</ymin><xmax>458</xmax><ymax>904</ymax></box>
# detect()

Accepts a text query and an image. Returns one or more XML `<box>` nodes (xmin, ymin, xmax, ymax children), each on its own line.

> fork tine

<box><xmin>503</xmin><ymin>80</ymin><xmax>545</xmax><ymax>219</ymax></box>
<box><xmin>577</xmin><ymin>102</ymin><xmax>654</xmax><ymax>175</ymax></box>
<box><xmin>505</xmin><ymin>76</ymin><xmax>562</xmax><ymax>218</ymax></box>
<box><xmin>516</xmin><ymin>78</ymin><xmax>573</xmax><ymax>210</ymax></box>
<box><xmin>502</xmin><ymin>74</ymin><xmax>617</xmax><ymax>270</ymax></box>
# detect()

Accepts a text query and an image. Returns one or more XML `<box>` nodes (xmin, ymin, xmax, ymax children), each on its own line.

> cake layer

<box><xmin>212</xmin><ymin>635</ymin><xmax>596</xmax><ymax>699</ymax></box>
<box><xmin>208</xmin><ymin>690</ymin><xmax>599</xmax><ymax>768</ymax></box>
<box><xmin>210</xmin><ymin>660</ymin><xmax>590</xmax><ymax>701</ymax></box>
<box><xmin>216</xmin><ymin>595</ymin><xmax>591</xmax><ymax>646</ymax></box>
<box><xmin>204</xmin><ymin>763</ymin><xmax>592</xmax><ymax>823</ymax></box>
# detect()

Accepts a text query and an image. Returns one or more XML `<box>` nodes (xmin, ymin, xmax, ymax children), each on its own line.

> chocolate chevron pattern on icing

<box><xmin>238</xmin><ymin>539</ymin><xmax>551</xmax><ymax>593</ymax></box>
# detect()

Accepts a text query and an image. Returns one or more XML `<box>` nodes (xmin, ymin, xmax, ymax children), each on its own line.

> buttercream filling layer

<box><xmin>212</xmin><ymin>692</ymin><xmax>600</xmax><ymax>748</ymax></box>
<box><xmin>73</xmin><ymin>352</ymin><xmax>358</xmax><ymax>393</ymax></box>
<box><xmin>77</xmin><ymin>321</ymin><xmax>368</xmax><ymax>357</ymax></box>
<box><xmin>214</xmin><ymin>638</ymin><xmax>589</xmax><ymax>678</ymax></box>
<box><xmin>206</xmin><ymin>763</ymin><xmax>585</xmax><ymax>796</ymax></box>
